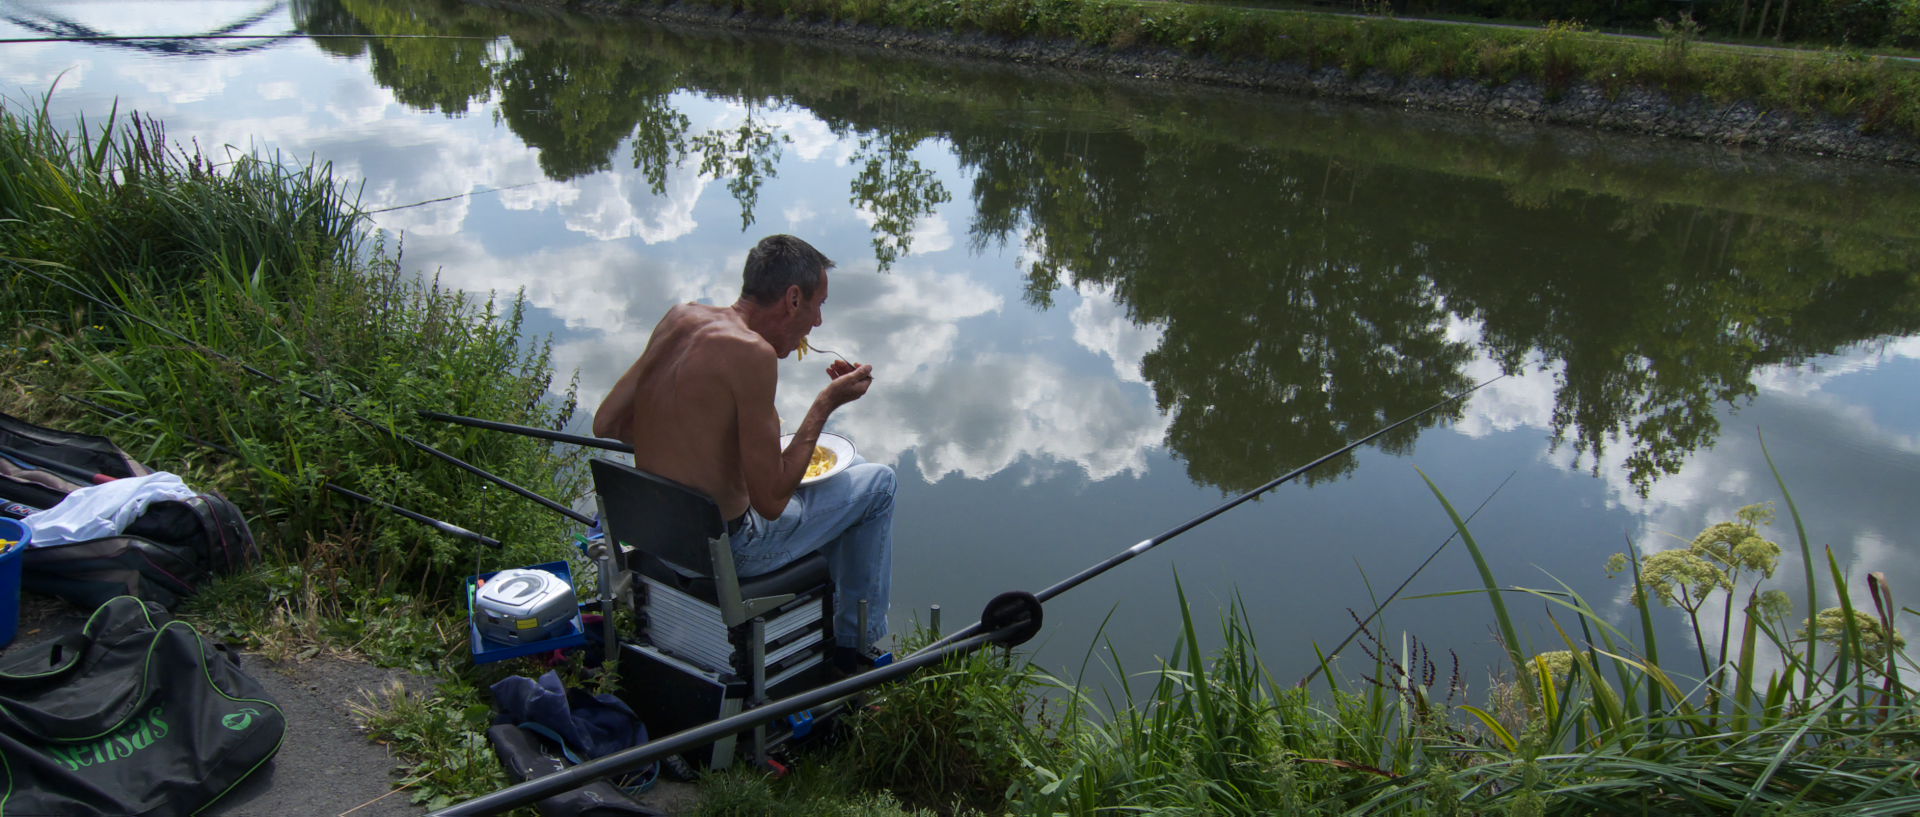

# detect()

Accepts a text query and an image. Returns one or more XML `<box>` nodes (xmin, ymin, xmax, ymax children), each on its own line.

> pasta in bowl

<box><xmin>779</xmin><ymin>431</ymin><xmax>856</xmax><ymax>485</ymax></box>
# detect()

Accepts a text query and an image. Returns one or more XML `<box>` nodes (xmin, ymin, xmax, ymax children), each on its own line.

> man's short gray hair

<box><xmin>741</xmin><ymin>235</ymin><xmax>834</xmax><ymax>305</ymax></box>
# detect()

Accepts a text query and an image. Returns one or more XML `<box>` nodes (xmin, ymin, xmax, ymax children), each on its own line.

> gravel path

<box><xmin>5</xmin><ymin>596</ymin><xmax>429</xmax><ymax>816</ymax></box>
<box><xmin>3</xmin><ymin>595</ymin><xmax>699</xmax><ymax>817</ymax></box>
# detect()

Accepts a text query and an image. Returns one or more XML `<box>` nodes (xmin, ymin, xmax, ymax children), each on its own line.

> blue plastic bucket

<box><xmin>0</xmin><ymin>518</ymin><xmax>28</xmax><ymax>648</ymax></box>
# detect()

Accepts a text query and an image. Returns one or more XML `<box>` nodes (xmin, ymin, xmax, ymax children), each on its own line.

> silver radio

<box><xmin>474</xmin><ymin>567</ymin><xmax>579</xmax><ymax>645</ymax></box>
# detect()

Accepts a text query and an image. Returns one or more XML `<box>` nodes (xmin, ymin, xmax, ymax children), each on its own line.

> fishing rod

<box><xmin>63</xmin><ymin>394</ymin><xmax>501</xmax><ymax>548</ymax></box>
<box><xmin>6</xmin><ymin>261</ymin><xmax>591</xmax><ymax>526</ymax></box>
<box><xmin>426</xmin><ymin>591</ymin><xmax>1044</xmax><ymax>817</ymax></box>
<box><xmin>364</xmin><ymin>182</ymin><xmax>543</xmax><ymax>216</ymax></box>
<box><xmin>414</xmin><ymin>383</ymin><xmax>1500</xmax><ymax>814</ymax></box>
<box><xmin>0</xmin><ymin>442</ymin><xmax>115</xmax><ymax>485</ymax></box>
<box><xmin>1296</xmin><ymin>469</ymin><xmax>1515</xmax><ymax>687</ymax></box>
<box><xmin>418</xmin><ymin>411</ymin><xmax>632</xmax><ymax>453</ymax></box>
<box><xmin>917</xmin><ymin>374</ymin><xmax>1505</xmax><ymax>655</ymax></box>
<box><xmin>425</xmin><ymin>376</ymin><xmax>1507</xmax><ymax>654</ymax></box>
<box><xmin>0</xmin><ymin>34</ymin><xmax>494</xmax><ymax>44</ymax></box>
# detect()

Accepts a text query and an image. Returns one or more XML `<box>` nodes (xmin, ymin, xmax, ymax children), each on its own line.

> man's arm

<box><xmin>594</xmin><ymin>307</ymin><xmax>680</xmax><ymax>442</ymax></box>
<box><xmin>592</xmin><ymin>360</ymin><xmax>643</xmax><ymax>441</ymax></box>
<box><xmin>734</xmin><ymin>348</ymin><xmax>803</xmax><ymax>519</ymax></box>
<box><xmin>735</xmin><ymin>353</ymin><xmax>874</xmax><ymax>519</ymax></box>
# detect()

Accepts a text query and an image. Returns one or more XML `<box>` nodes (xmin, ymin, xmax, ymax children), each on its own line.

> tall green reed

<box><xmin>1410</xmin><ymin>459</ymin><xmax>1920</xmax><ymax>814</ymax></box>
<box><xmin>839</xmin><ymin>633</ymin><xmax>1044</xmax><ymax>813</ymax></box>
<box><xmin>923</xmin><ymin>464</ymin><xmax>1920</xmax><ymax>815</ymax></box>
<box><xmin>1</xmin><ymin>90</ymin><xmax>360</xmax><ymax>311</ymax></box>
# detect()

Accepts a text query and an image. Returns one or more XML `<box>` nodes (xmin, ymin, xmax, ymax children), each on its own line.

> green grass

<box><xmin>347</xmin><ymin>676</ymin><xmax>506</xmax><ymax>810</ymax></box>
<box><xmin>1</xmin><ymin>90</ymin><xmax>587</xmax><ymax>590</ymax></box>
<box><xmin>694</xmin><ymin>769</ymin><xmax>953</xmax><ymax>817</ymax></box>
<box><xmin>837</xmin><ymin>636</ymin><xmax>1044</xmax><ymax>813</ymax></box>
<box><xmin>1</xmin><ymin>91</ymin><xmax>592</xmax><ymax>806</ymax></box>
<box><xmin>741</xmin><ymin>467</ymin><xmax>1920</xmax><ymax>816</ymax></box>
<box><xmin>0</xmin><ymin>93</ymin><xmax>361</xmax><ymax>309</ymax></box>
<box><xmin>608</xmin><ymin>0</ymin><xmax>1920</xmax><ymax>136</ymax></box>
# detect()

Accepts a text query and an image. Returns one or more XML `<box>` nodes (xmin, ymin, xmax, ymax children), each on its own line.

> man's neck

<box><xmin>731</xmin><ymin>299</ymin><xmax>781</xmax><ymax>348</ymax></box>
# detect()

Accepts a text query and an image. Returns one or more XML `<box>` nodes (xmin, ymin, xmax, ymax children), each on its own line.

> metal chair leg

<box><xmin>857</xmin><ymin>599</ymin><xmax>870</xmax><ymax>655</ymax></box>
<box><xmin>749</xmin><ymin>616</ymin><xmax>768</xmax><ymax>769</ymax></box>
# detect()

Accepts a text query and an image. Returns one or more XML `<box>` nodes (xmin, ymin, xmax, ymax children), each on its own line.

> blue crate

<box><xmin>467</xmin><ymin>560</ymin><xmax>588</xmax><ymax>664</ymax></box>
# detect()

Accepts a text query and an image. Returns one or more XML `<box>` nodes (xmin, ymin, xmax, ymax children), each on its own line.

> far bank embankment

<box><xmin>495</xmin><ymin>0</ymin><xmax>1920</xmax><ymax>165</ymax></box>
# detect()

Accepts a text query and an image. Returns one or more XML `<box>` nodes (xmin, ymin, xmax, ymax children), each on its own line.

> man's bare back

<box><xmin>597</xmin><ymin>303</ymin><xmax>762</xmax><ymax>519</ymax></box>
<box><xmin>594</xmin><ymin>249</ymin><xmax>871</xmax><ymax>523</ymax></box>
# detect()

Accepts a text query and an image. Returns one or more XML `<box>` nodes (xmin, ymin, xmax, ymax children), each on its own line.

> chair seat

<box><xmin>633</xmin><ymin>551</ymin><xmax>830</xmax><ymax>606</ymax></box>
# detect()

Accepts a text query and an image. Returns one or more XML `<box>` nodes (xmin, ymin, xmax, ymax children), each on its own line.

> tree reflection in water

<box><xmin>690</xmin><ymin>101</ymin><xmax>787</xmax><ymax>230</ymax></box>
<box><xmin>849</xmin><ymin>131</ymin><xmax>951</xmax><ymax>270</ymax></box>
<box><xmin>300</xmin><ymin>0</ymin><xmax>495</xmax><ymax>116</ymax></box>
<box><xmin>297</xmin><ymin>0</ymin><xmax>1920</xmax><ymax>494</ymax></box>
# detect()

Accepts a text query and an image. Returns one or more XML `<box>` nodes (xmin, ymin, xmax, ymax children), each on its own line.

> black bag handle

<box><xmin>0</xmin><ymin>597</ymin><xmax>169</xmax><ymax>740</ymax></box>
<box><xmin>0</xmin><ymin>632</ymin><xmax>91</xmax><ymax>680</ymax></box>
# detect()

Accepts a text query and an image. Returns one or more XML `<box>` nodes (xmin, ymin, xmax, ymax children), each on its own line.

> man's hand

<box><xmin>820</xmin><ymin>361</ymin><xmax>873</xmax><ymax>409</ymax></box>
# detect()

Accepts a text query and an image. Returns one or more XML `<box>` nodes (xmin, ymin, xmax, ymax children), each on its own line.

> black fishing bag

<box><xmin>0</xmin><ymin>596</ymin><xmax>286</xmax><ymax>816</ymax></box>
<box><xmin>0</xmin><ymin>411</ymin><xmax>147</xmax><ymax>517</ymax></box>
<box><xmin>0</xmin><ymin>412</ymin><xmax>258</xmax><ymax>609</ymax></box>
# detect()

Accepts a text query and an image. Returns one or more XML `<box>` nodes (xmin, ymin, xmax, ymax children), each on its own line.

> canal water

<box><xmin>7</xmin><ymin>0</ymin><xmax>1919</xmax><ymax>690</ymax></box>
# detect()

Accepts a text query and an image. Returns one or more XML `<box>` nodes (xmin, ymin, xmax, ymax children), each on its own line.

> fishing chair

<box><xmin>589</xmin><ymin>458</ymin><xmax>837</xmax><ymax>770</ymax></box>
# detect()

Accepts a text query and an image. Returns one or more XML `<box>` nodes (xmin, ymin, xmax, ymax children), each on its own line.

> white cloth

<box><xmin>21</xmin><ymin>472</ymin><xmax>198</xmax><ymax>547</ymax></box>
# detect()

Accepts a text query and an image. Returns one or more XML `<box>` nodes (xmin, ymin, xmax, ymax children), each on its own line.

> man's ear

<box><xmin>785</xmin><ymin>285</ymin><xmax>803</xmax><ymax>310</ymax></box>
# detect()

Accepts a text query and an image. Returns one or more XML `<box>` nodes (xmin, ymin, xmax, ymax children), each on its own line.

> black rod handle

<box><xmin>0</xmin><ymin>444</ymin><xmax>114</xmax><ymax>485</ymax></box>
<box><xmin>425</xmin><ymin>625</ymin><xmax>1024</xmax><ymax>817</ymax></box>
<box><xmin>62</xmin><ymin>395</ymin><xmax>502</xmax><ymax>547</ymax></box>
<box><xmin>912</xmin><ymin>375</ymin><xmax>1501</xmax><ymax>655</ymax></box>
<box><xmin>418</xmin><ymin>411</ymin><xmax>633</xmax><ymax>453</ymax></box>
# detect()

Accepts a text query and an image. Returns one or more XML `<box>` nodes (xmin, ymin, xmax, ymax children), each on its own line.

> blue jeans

<box><xmin>730</xmin><ymin>458</ymin><xmax>896</xmax><ymax>648</ymax></box>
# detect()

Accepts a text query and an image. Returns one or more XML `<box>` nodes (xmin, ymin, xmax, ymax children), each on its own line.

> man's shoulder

<box><xmin>660</xmin><ymin>301</ymin><xmax>729</xmax><ymax>327</ymax></box>
<box><xmin>660</xmin><ymin>304</ymin><xmax>751</xmax><ymax>342</ymax></box>
<box><xmin>665</xmin><ymin>306</ymin><xmax>771</xmax><ymax>367</ymax></box>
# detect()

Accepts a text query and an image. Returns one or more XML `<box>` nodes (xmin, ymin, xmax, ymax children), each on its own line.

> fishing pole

<box><xmin>0</xmin><ymin>442</ymin><xmax>115</xmax><ymax>485</ymax></box>
<box><xmin>418</xmin><ymin>411</ymin><xmax>632</xmax><ymax>453</ymax></box>
<box><xmin>0</xmin><ymin>34</ymin><xmax>495</xmax><ymax>44</ymax></box>
<box><xmin>426</xmin><ymin>591</ymin><xmax>1044</xmax><ymax>817</ymax></box>
<box><xmin>63</xmin><ymin>394</ymin><xmax>501</xmax><ymax>548</ymax></box>
<box><xmin>364</xmin><ymin>182</ymin><xmax>543</xmax><ymax>216</ymax></box>
<box><xmin>6</xmin><ymin>261</ymin><xmax>591</xmax><ymax>526</ymax></box>
<box><xmin>917</xmin><ymin>374</ymin><xmax>1505</xmax><ymax>655</ymax></box>
<box><xmin>1296</xmin><ymin>469</ymin><xmax>1515</xmax><ymax>687</ymax></box>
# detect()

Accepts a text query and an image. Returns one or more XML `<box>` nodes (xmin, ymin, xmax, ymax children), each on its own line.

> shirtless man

<box><xmin>593</xmin><ymin>235</ymin><xmax>897</xmax><ymax>658</ymax></box>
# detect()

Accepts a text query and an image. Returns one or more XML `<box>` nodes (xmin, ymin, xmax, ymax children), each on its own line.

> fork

<box><xmin>803</xmin><ymin>341</ymin><xmax>852</xmax><ymax>366</ymax></box>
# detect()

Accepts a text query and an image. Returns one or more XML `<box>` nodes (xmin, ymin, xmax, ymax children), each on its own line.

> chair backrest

<box><xmin>590</xmin><ymin>459</ymin><xmax>724</xmax><ymax>575</ymax></box>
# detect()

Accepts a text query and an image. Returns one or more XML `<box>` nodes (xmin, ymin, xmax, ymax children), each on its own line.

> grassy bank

<box><xmin>595</xmin><ymin>0</ymin><xmax>1920</xmax><ymax>138</ymax></box>
<box><xmin>1187</xmin><ymin>0</ymin><xmax>1920</xmax><ymax>52</ymax></box>
<box><xmin>0</xmin><ymin>92</ymin><xmax>590</xmax><ymax>803</ymax></box>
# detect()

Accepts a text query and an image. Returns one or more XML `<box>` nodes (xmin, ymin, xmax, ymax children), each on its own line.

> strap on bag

<box><xmin>0</xmin><ymin>597</ymin><xmax>169</xmax><ymax>741</ymax></box>
<box><xmin>0</xmin><ymin>632</ymin><xmax>92</xmax><ymax>680</ymax></box>
<box><xmin>514</xmin><ymin>719</ymin><xmax>661</xmax><ymax>792</ymax></box>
